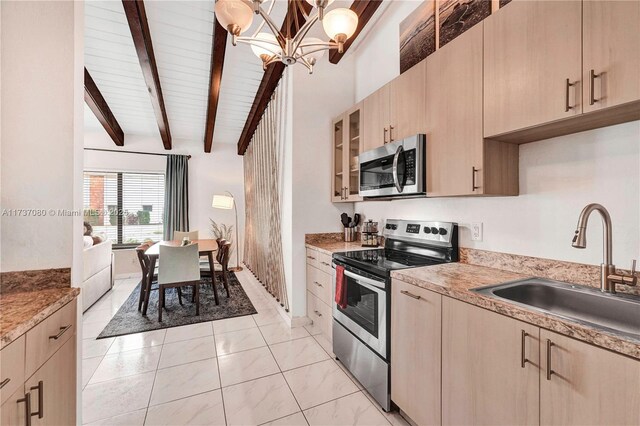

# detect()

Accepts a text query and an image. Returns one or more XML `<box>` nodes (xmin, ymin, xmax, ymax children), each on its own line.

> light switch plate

<box><xmin>471</xmin><ymin>222</ymin><xmax>483</xmax><ymax>241</ymax></box>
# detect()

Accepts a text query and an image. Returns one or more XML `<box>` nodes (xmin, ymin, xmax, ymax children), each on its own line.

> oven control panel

<box><xmin>383</xmin><ymin>219</ymin><xmax>456</xmax><ymax>246</ymax></box>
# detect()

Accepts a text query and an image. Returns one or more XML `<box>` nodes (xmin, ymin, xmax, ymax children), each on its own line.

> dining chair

<box><xmin>199</xmin><ymin>238</ymin><xmax>225</xmax><ymax>276</ymax></box>
<box><xmin>217</xmin><ymin>241</ymin><xmax>232</xmax><ymax>298</ymax></box>
<box><xmin>173</xmin><ymin>230</ymin><xmax>199</xmax><ymax>241</ymax></box>
<box><xmin>136</xmin><ymin>243</ymin><xmax>158</xmax><ymax>311</ymax></box>
<box><xmin>157</xmin><ymin>243</ymin><xmax>201</xmax><ymax>322</ymax></box>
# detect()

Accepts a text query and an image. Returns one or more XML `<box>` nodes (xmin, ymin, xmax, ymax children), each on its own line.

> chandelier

<box><xmin>215</xmin><ymin>0</ymin><xmax>359</xmax><ymax>73</ymax></box>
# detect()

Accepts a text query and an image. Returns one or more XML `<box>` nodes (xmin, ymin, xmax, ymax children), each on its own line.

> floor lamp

<box><xmin>212</xmin><ymin>192</ymin><xmax>243</xmax><ymax>272</ymax></box>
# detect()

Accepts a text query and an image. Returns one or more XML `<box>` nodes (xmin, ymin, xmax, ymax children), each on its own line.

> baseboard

<box><xmin>115</xmin><ymin>273</ymin><xmax>141</xmax><ymax>280</ymax></box>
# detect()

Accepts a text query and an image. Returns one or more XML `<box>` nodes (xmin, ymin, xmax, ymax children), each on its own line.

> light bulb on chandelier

<box><xmin>215</xmin><ymin>0</ymin><xmax>359</xmax><ymax>73</ymax></box>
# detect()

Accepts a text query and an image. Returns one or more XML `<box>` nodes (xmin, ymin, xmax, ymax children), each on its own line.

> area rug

<box><xmin>96</xmin><ymin>273</ymin><xmax>257</xmax><ymax>339</ymax></box>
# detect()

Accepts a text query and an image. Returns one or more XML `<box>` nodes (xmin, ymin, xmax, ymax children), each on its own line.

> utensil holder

<box><xmin>344</xmin><ymin>227</ymin><xmax>356</xmax><ymax>242</ymax></box>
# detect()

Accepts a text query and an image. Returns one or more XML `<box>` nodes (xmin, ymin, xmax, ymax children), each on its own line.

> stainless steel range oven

<box><xmin>332</xmin><ymin>219</ymin><xmax>458</xmax><ymax>411</ymax></box>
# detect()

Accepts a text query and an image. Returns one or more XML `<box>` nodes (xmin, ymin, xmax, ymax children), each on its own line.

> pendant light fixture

<box><xmin>214</xmin><ymin>0</ymin><xmax>359</xmax><ymax>73</ymax></box>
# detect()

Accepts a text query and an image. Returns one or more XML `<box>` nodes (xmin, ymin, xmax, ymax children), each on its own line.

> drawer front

<box><xmin>306</xmin><ymin>266</ymin><xmax>332</xmax><ymax>306</ymax></box>
<box><xmin>306</xmin><ymin>248</ymin><xmax>319</xmax><ymax>269</ymax></box>
<box><xmin>316</xmin><ymin>295</ymin><xmax>332</xmax><ymax>340</ymax></box>
<box><xmin>0</xmin><ymin>335</ymin><xmax>25</xmax><ymax>405</ymax></box>
<box><xmin>317</xmin><ymin>252</ymin><xmax>333</xmax><ymax>274</ymax></box>
<box><xmin>306</xmin><ymin>291</ymin><xmax>323</xmax><ymax>336</ymax></box>
<box><xmin>26</xmin><ymin>299</ymin><xmax>77</xmax><ymax>378</ymax></box>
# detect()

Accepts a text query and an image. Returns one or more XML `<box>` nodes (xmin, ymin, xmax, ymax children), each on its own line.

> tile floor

<box><xmin>82</xmin><ymin>269</ymin><xmax>410</xmax><ymax>426</ymax></box>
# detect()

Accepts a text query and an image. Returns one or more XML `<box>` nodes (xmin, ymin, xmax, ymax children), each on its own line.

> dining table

<box><xmin>141</xmin><ymin>239</ymin><xmax>219</xmax><ymax>315</ymax></box>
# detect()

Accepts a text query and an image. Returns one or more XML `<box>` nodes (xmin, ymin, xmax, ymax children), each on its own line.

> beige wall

<box><xmin>1</xmin><ymin>1</ymin><xmax>84</xmax><ymax>273</ymax></box>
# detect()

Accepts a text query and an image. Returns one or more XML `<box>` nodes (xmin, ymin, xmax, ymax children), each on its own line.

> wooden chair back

<box><xmin>219</xmin><ymin>241</ymin><xmax>232</xmax><ymax>272</ymax></box>
<box><xmin>174</xmin><ymin>230</ymin><xmax>199</xmax><ymax>241</ymax></box>
<box><xmin>135</xmin><ymin>243</ymin><xmax>152</xmax><ymax>277</ymax></box>
<box><xmin>216</xmin><ymin>239</ymin><xmax>227</xmax><ymax>264</ymax></box>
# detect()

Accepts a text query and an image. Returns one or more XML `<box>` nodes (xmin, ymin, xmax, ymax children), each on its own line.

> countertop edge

<box><xmin>391</xmin><ymin>267</ymin><xmax>640</xmax><ymax>360</ymax></box>
<box><xmin>1</xmin><ymin>288</ymin><xmax>80</xmax><ymax>350</ymax></box>
<box><xmin>305</xmin><ymin>242</ymin><xmax>372</xmax><ymax>256</ymax></box>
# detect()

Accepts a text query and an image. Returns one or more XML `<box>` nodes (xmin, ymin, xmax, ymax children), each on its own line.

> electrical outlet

<box><xmin>471</xmin><ymin>222</ymin><xmax>483</xmax><ymax>242</ymax></box>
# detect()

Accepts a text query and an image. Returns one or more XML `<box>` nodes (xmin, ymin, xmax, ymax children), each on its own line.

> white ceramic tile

<box><xmin>158</xmin><ymin>335</ymin><xmax>216</xmax><ymax>369</ymax></box>
<box><xmin>269</xmin><ymin>337</ymin><xmax>329</xmax><ymax>371</ymax></box>
<box><xmin>83</xmin><ymin>307</ymin><xmax>115</xmax><ymax>324</ymax></box>
<box><xmin>222</xmin><ymin>374</ymin><xmax>299</xmax><ymax>426</ymax></box>
<box><xmin>82</xmin><ymin>357</ymin><xmax>102</xmax><ymax>388</ymax></box>
<box><xmin>284</xmin><ymin>360</ymin><xmax>359</xmax><ymax>409</ymax></box>
<box><xmin>107</xmin><ymin>329</ymin><xmax>166</xmax><ymax>354</ymax></box>
<box><xmin>90</xmin><ymin>346</ymin><xmax>162</xmax><ymax>384</ymax></box>
<box><xmin>212</xmin><ymin>315</ymin><xmax>256</xmax><ymax>335</ymax></box>
<box><xmin>85</xmin><ymin>409</ymin><xmax>147</xmax><ymax>426</ymax></box>
<box><xmin>214</xmin><ymin>327</ymin><xmax>266</xmax><ymax>356</ymax></box>
<box><xmin>252</xmin><ymin>309</ymin><xmax>286</xmax><ymax>326</ymax></box>
<box><xmin>150</xmin><ymin>358</ymin><xmax>221</xmax><ymax>406</ymax></box>
<box><xmin>259</xmin><ymin>322</ymin><xmax>310</xmax><ymax>345</ymax></box>
<box><xmin>362</xmin><ymin>390</ymin><xmax>411</xmax><ymax>426</ymax></box>
<box><xmin>82</xmin><ymin>372</ymin><xmax>155</xmax><ymax>424</ymax></box>
<box><xmin>303</xmin><ymin>392</ymin><xmax>390</xmax><ymax>426</ymax></box>
<box><xmin>164</xmin><ymin>322</ymin><xmax>213</xmax><ymax>343</ymax></box>
<box><xmin>218</xmin><ymin>346</ymin><xmax>280</xmax><ymax>387</ymax></box>
<box><xmin>261</xmin><ymin>412</ymin><xmax>308</xmax><ymax>426</ymax></box>
<box><xmin>83</xmin><ymin>318</ymin><xmax>111</xmax><ymax>339</ymax></box>
<box><xmin>146</xmin><ymin>390</ymin><xmax>226</xmax><ymax>425</ymax></box>
<box><xmin>312</xmin><ymin>333</ymin><xmax>334</xmax><ymax>357</ymax></box>
<box><xmin>83</xmin><ymin>337</ymin><xmax>114</xmax><ymax>359</ymax></box>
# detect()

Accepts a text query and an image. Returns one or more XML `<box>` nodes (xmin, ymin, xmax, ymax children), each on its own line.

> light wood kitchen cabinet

<box><xmin>1</xmin><ymin>387</ymin><xmax>27</xmax><ymax>426</ymax></box>
<box><xmin>540</xmin><ymin>329</ymin><xmax>640</xmax><ymax>425</ymax></box>
<box><xmin>484</xmin><ymin>0</ymin><xmax>582</xmax><ymax>137</ymax></box>
<box><xmin>426</xmin><ymin>23</ymin><xmax>517</xmax><ymax>197</ymax></box>
<box><xmin>332</xmin><ymin>103</ymin><xmax>363</xmax><ymax>203</ymax></box>
<box><xmin>390</xmin><ymin>280</ymin><xmax>441</xmax><ymax>426</ymax></box>
<box><xmin>389</xmin><ymin>60</ymin><xmax>427</xmax><ymax>143</ymax></box>
<box><xmin>25</xmin><ymin>337</ymin><xmax>76</xmax><ymax>426</ymax></box>
<box><xmin>363</xmin><ymin>60</ymin><xmax>426</xmax><ymax>152</ymax></box>
<box><xmin>306</xmin><ymin>247</ymin><xmax>333</xmax><ymax>346</ymax></box>
<box><xmin>442</xmin><ymin>297</ymin><xmax>540</xmax><ymax>426</ymax></box>
<box><xmin>582</xmin><ymin>0</ymin><xmax>640</xmax><ymax>114</ymax></box>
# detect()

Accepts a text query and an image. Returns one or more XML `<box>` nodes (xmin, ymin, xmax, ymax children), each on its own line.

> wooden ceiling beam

<box><xmin>84</xmin><ymin>68</ymin><xmax>125</xmax><ymax>146</ymax></box>
<box><xmin>237</xmin><ymin>0</ymin><xmax>312</xmax><ymax>156</ymax></box>
<box><xmin>329</xmin><ymin>0</ymin><xmax>383</xmax><ymax>64</ymax></box>
<box><xmin>204</xmin><ymin>20</ymin><xmax>228</xmax><ymax>153</ymax></box>
<box><xmin>122</xmin><ymin>0</ymin><xmax>172</xmax><ymax>150</ymax></box>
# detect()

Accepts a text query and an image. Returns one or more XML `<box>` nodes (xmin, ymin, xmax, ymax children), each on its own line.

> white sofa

<box><xmin>82</xmin><ymin>240</ymin><xmax>114</xmax><ymax>312</ymax></box>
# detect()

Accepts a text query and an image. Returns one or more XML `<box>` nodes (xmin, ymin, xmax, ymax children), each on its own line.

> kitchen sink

<box><xmin>472</xmin><ymin>278</ymin><xmax>640</xmax><ymax>340</ymax></box>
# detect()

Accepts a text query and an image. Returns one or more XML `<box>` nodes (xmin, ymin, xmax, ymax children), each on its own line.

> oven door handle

<box><xmin>342</xmin><ymin>269</ymin><xmax>386</xmax><ymax>291</ymax></box>
<box><xmin>392</xmin><ymin>145</ymin><xmax>404</xmax><ymax>193</ymax></box>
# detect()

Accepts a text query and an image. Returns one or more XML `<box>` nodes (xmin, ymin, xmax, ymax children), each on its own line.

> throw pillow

<box><xmin>83</xmin><ymin>235</ymin><xmax>94</xmax><ymax>248</ymax></box>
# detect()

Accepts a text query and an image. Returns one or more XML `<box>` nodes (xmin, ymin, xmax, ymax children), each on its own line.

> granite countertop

<box><xmin>1</xmin><ymin>268</ymin><xmax>79</xmax><ymax>349</ymax></box>
<box><xmin>391</xmin><ymin>263</ymin><xmax>640</xmax><ymax>360</ymax></box>
<box><xmin>306</xmin><ymin>241</ymin><xmax>372</xmax><ymax>256</ymax></box>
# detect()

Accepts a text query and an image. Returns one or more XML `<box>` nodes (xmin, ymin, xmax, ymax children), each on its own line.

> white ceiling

<box><xmin>84</xmin><ymin>0</ymin><xmax>348</xmax><ymax>150</ymax></box>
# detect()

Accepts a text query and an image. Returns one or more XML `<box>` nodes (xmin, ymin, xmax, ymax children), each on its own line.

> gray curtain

<box><xmin>163</xmin><ymin>155</ymin><xmax>189</xmax><ymax>240</ymax></box>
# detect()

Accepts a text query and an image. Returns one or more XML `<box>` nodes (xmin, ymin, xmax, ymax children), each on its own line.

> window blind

<box><xmin>83</xmin><ymin>171</ymin><xmax>165</xmax><ymax>247</ymax></box>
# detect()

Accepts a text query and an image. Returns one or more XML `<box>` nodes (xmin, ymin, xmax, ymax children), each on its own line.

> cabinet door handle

<box><xmin>314</xmin><ymin>310</ymin><xmax>322</xmax><ymax>317</ymax></box>
<box><xmin>0</xmin><ymin>378</ymin><xmax>10</xmax><ymax>389</ymax></box>
<box><xmin>314</xmin><ymin>281</ymin><xmax>323</xmax><ymax>287</ymax></box>
<box><xmin>389</xmin><ymin>125</ymin><xmax>395</xmax><ymax>142</ymax></box>
<box><xmin>546</xmin><ymin>339</ymin><xmax>555</xmax><ymax>380</ymax></box>
<box><xmin>306</xmin><ymin>255</ymin><xmax>316</xmax><ymax>260</ymax></box>
<box><xmin>565</xmin><ymin>78</ymin><xmax>575</xmax><ymax>112</ymax></box>
<box><xmin>400</xmin><ymin>290</ymin><xmax>421</xmax><ymax>300</ymax></box>
<box><xmin>472</xmin><ymin>167</ymin><xmax>479</xmax><ymax>192</ymax></box>
<box><xmin>29</xmin><ymin>381</ymin><xmax>44</xmax><ymax>419</ymax></box>
<box><xmin>17</xmin><ymin>393</ymin><xmax>31</xmax><ymax>426</ymax></box>
<box><xmin>589</xmin><ymin>69</ymin><xmax>600</xmax><ymax>105</ymax></box>
<box><xmin>383</xmin><ymin>127</ymin><xmax>388</xmax><ymax>144</ymax></box>
<box><xmin>520</xmin><ymin>330</ymin><xmax>530</xmax><ymax>368</ymax></box>
<box><xmin>49</xmin><ymin>325</ymin><xmax>72</xmax><ymax>340</ymax></box>
<box><xmin>320</xmin><ymin>261</ymin><xmax>331</xmax><ymax>267</ymax></box>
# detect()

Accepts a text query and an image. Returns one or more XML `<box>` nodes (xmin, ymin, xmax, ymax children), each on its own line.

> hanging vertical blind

<box><xmin>243</xmin><ymin>73</ymin><xmax>289</xmax><ymax>311</ymax></box>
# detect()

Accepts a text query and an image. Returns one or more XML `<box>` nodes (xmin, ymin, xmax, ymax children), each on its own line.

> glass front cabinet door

<box><xmin>332</xmin><ymin>103</ymin><xmax>363</xmax><ymax>203</ymax></box>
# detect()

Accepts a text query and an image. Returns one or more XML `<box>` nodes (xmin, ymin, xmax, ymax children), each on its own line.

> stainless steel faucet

<box><xmin>572</xmin><ymin>203</ymin><xmax>637</xmax><ymax>293</ymax></box>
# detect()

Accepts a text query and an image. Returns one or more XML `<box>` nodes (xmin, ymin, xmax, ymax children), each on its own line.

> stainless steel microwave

<box><xmin>358</xmin><ymin>134</ymin><xmax>425</xmax><ymax>198</ymax></box>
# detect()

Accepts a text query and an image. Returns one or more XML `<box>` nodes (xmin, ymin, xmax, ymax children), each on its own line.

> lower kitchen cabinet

<box><xmin>306</xmin><ymin>247</ymin><xmax>333</xmax><ymax>345</ymax></box>
<box><xmin>390</xmin><ymin>280</ymin><xmax>441</xmax><ymax>426</ymax></box>
<box><xmin>540</xmin><ymin>329</ymin><xmax>640</xmax><ymax>425</ymax></box>
<box><xmin>442</xmin><ymin>297</ymin><xmax>540</xmax><ymax>425</ymax></box>
<box><xmin>1</xmin><ymin>387</ymin><xmax>27</xmax><ymax>426</ymax></box>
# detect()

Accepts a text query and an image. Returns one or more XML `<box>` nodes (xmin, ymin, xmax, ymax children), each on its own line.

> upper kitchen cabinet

<box><xmin>583</xmin><ymin>0</ymin><xmax>640</xmax><ymax>113</ymax></box>
<box><xmin>332</xmin><ymin>103</ymin><xmax>363</xmax><ymax>203</ymax></box>
<box><xmin>362</xmin><ymin>60</ymin><xmax>426</xmax><ymax>152</ymax></box>
<box><xmin>389</xmin><ymin>59</ymin><xmax>427</xmax><ymax>143</ymax></box>
<box><xmin>427</xmin><ymin>23</ymin><xmax>518</xmax><ymax>196</ymax></box>
<box><xmin>362</xmin><ymin>84</ymin><xmax>390</xmax><ymax>152</ymax></box>
<box><xmin>483</xmin><ymin>0</ymin><xmax>582</xmax><ymax>137</ymax></box>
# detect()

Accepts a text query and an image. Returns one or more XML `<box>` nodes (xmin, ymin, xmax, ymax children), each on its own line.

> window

<box><xmin>83</xmin><ymin>171</ymin><xmax>165</xmax><ymax>247</ymax></box>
